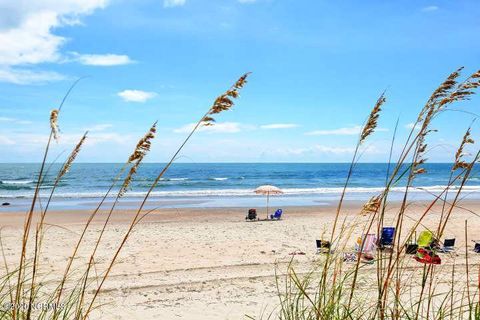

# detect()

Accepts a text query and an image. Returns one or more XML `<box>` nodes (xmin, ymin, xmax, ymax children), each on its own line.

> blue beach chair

<box><xmin>379</xmin><ymin>227</ymin><xmax>395</xmax><ymax>251</ymax></box>
<box><xmin>270</xmin><ymin>209</ymin><xmax>283</xmax><ymax>220</ymax></box>
<box><xmin>439</xmin><ymin>238</ymin><xmax>456</xmax><ymax>253</ymax></box>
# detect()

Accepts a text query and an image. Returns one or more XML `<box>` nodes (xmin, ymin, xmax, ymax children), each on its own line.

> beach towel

<box><xmin>343</xmin><ymin>252</ymin><xmax>356</xmax><ymax>263</ymax></box>
<box><xmin>415</xmin><ymin>248</ymin><xmax>441</xmax><ymax>264</ymax></box>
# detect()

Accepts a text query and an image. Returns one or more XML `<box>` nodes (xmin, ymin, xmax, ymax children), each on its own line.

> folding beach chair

<box><xmin>414</xmin><ymin>231</ymin><xmax>441</xmax><ymax>265</ymax></box>
<box><xmin>316</xmin><ymin>240</ymin><xmax>331</xmax><ymax>254</ymax></box>
<box><xmin>270</xmin><ymin>209</ymin><xmax>283</xmax><ymax>220</ymax></box>
<box><xmin>355</xmin><ymin>234</ymin><xmax>377</xmax><ymax>263</ymax></box>
<box><xmin>439</xmin><ymin>238</ymin><xmax>456</xmax><ymax>253</ymax></box>
<box><xmin>378</xmin><ymin>227</ymin><xmax>395</xmax><ymax>251</ymax></box>
<box><xmin>246</xmin><ymin>208</ymin><xmax>257</xmax><ymax>221</ymax></box>
<box><xmin>473</xmin><ymin>241</ymin><xmax>480</xmax><ymax>253</ymax></box>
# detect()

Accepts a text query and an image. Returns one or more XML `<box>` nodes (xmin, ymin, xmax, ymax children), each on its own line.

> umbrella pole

<box><xmin>266</xmin><ymin>192</ymin><xmax>270</xmax><ymax>220</ymax></box>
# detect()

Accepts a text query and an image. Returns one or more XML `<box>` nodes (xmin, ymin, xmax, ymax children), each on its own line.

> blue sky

<box><xmin>0</xmin><ymin>0</ymin><xmax>479</xmax><ymax>162</ymax></box>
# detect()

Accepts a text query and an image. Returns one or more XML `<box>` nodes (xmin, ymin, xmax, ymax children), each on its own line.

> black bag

<box><xmin>406</xmin><ymin>243</ymin><xmax>418</xmax><ymax>254</ymax></box>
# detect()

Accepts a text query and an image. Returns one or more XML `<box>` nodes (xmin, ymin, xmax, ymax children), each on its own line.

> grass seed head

<box><xmin>360</xmin><ymin>93</ymin><xmax>386</xmax><ymax>143</ymax></box>
<box><xmin>58</xmin><ymin>132</ymin><xmax>88</xmax><ymax>179</ymax></box>
<box><xmin>50</xmin><ymin>109</ymin><xmax>60</xmax><ymax>142</ymax></box>
<box><xmin>128</xmin><ymin>122</ymin><xmax>157</xmax><ymax>163</ymax></box>
<box><xmin>360</xmin><ymin>195</ymin><xmax>382</xmax><ymax>216</ymax></box>
<box><xmin>202</xmin><ymin>73</ymin><xmax>251</xmax><ymax>126</ymax></box>
<box><xmin>453</xmin><ymin>128</ymin><xmax>475</xmax><ymax>171</ymax></box>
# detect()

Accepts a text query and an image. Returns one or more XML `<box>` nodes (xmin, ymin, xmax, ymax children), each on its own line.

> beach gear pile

<box><xmin>314</xmin><ymin>227</ymin><xmax>458</xmax><ymax>266</ymax></box>
<box><xmin>414</xmin><ymin>231</ymin><xmax>441</xmax><ymax>265</ymax></box>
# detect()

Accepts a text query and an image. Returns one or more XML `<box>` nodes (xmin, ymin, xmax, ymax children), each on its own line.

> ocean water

<box><xmin>0</xmin><ymin>163</ymin><xmax>479</xmax><ymax>209</ymax></box>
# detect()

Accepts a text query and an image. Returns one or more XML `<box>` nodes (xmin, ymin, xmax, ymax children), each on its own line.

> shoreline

<box><xmin>1</xmin><ymin>199</ymin><xmax>480</xmax><ymax>226</ymax></box>
<box><xmin>3</xmin><ymin>187</ymin><xmax>480</xmax><ymax>211</ymax></box>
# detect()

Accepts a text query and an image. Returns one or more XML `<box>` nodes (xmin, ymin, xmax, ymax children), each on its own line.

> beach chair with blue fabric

<box><xmin>378</xmin><ymin>227</ymin><xmax>396</xmax><ymax>252</ymax></box>
<box><xmin>472</xmin><ymin>241</ymin><xmax>480</xmax><ymax>253</ymax></box>
<box><xmin>270</xmin><ymin>209</ymin><xmax>283</xmax><ymax>220</ymax></box>
<box><xmin>439</xmin><ymin>238</ymin><xmax>456</xmax><ymax>253</ymax></box>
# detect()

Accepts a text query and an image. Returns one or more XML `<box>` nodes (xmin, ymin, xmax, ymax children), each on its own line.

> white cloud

<box><xmin>0</xmin><ymin>135</ymin><xmax>15</xmax><ymax>145</ymax></box>
<box><xmin>306</xmin><ymin>125</ymin><xmax>362</xmax><ymax>136</ymax></box>
<box><xmin>278</xmin><ymin>144</ymin><xmax>381</xmax><ymax>156</ymax></box>
<box><xmin>260</xmin><ymin>123</ymin><xmax>299</xmax><ymax>130</ymax></box>
<box><xmin>0</xmin><ymin>67</ymin><xmax>65</xmax><ymax>84</ymax></box>
<box><xmin>174</xmin><ymin>122</ymin><xmax>248</xmax><ymax>134</ymax></box>
<box><xmin>421</xmin><ymin>5</ymin><xmax>439</xmax><ymax>12</ymax></box>
<box><xmin>313</xmin><ymin>145</ymin><xmax>357</xmax><ymax>154</ymax></box>
<box><xmin>287</xmin><ymin>145</ymin><xmax>356</xmax><ymax>155</ymax></box>
<box><xmin>0</xmin><ymin>116</ymin><xmax>33</xmax><ymax>125</ymax></box>
<box><xmin>86</xmin><ymin>132</ymin><xmax>132</xmax><ymax>145</ymax></box>
<box><xmin>118</xmin><ymin>90</ymin><xmax>157</xmax><ymax>103</ymax></box>
<box><xmin>306</xmin><ymin>125</ymin><xmax>388</xmax><ymax>136</ymax></box>
<box><xmin>0</xmin><ymin>131</ymin><xmax>132</xmax><ymax>148</ymax></box>
<box><xmin>72</xmin><ymin>53</ymin><xmax>133</xmax><ymax>66</ymax></box>
<box><xmin>163</xmin><ymin>0</ymin><xmax>186</xmax><ymax>8</ymax></box>
<box><xmin>17</xmin><ymin>120</ymin><xmax>33</xmax><ymax>125</ymax></box>
<box><xmin>405</xmin><ymin>122</ymin><xmax>419</xmax><ymax>130</ymax></box>
<box><xmin>0</xmin><ymin>0</ymin><xmax>134</xmax><ymax>84</ymax></box>
<box><xmin>86</xmin><ymin>123</ymin><xmax>113</xmax><ymax>132</ymax></box>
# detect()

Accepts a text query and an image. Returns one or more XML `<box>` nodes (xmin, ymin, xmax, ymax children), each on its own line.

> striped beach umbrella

<box><xmin>254</xmin><ymin>185</ymin><xmax>283</xmax><ymax>219</ymax></box>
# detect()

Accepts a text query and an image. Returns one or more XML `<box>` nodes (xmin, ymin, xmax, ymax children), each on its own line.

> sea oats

<box><xmin>202</xmin><ymin>73</ymin><xmax>251</xmax><ymax>126</ymax></box>
<box><xmin>128</xmin><ymin>122</ymin><xmax>157</xmax><ymax>163</ymax></box>
<box><xmin>50</xmin><ymin>109</ymin><xmax>60</xmax><ymax>142</ymax></box>
<box><xmin>413</xmin><ymin>134</ymin><xmax>428</xmax><ymax>177</ymax></box>
<box><xmin>119</xmin><ymin>163</ymin><xmax>139</xmax><ymax>198</ymax></box>
<box><xmin>120</xmin><ymin>122</ymin><xmax>157</xmax><ymax>197</ymax></box>
<box><xmin>360</xmin><ymin>195</ymin><xmax>382</xmax><ymax>216</ymax></box>
<box><xmin>416</xmin><ymin>67</ymin><xmax>463</xmax><ymax>122</ymax></box>
<box><xmin>453</xmin><ymin>127</ymin><xmax>475</xmax><ymax>171</ymax></box>
<box><xmin>428</xmin><ymin>68</ymin><xmax>480</xmax><ymax>112</ymax></box>
<box><xmin>201</xmin><ymin>116</ymin><xmax>215</xmax><ymax>127</ymax></box>
<box><xmin>58</xmin><ymin>132</ymin><xmax>88</xmax><ymax>179</ymax></box>
<box><xmin>360</xmin><ymin>92</ymin><xmax>386</xmax><ymax>143</ymax></box>
<box><xmin>413</xmin><ymin>69</ymin><xmax>480</xmax><ymax>178</ymax></box>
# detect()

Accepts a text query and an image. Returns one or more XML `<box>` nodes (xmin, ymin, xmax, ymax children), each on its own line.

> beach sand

<box><xmin>0</xmin><ymin>200</ymin><xmax>479</xmax><ymax>319</ymax></box>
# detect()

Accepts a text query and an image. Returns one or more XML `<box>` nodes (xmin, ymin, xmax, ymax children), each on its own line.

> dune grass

<box><xmin>0</xmin><ymin>73</ymin><xmax>250</xmax><ymax>319</ymax></box>
<box><xmin>252</xmin><ymin>67</ymin><xmax>480</xmax><ymax>320</ymax></box>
